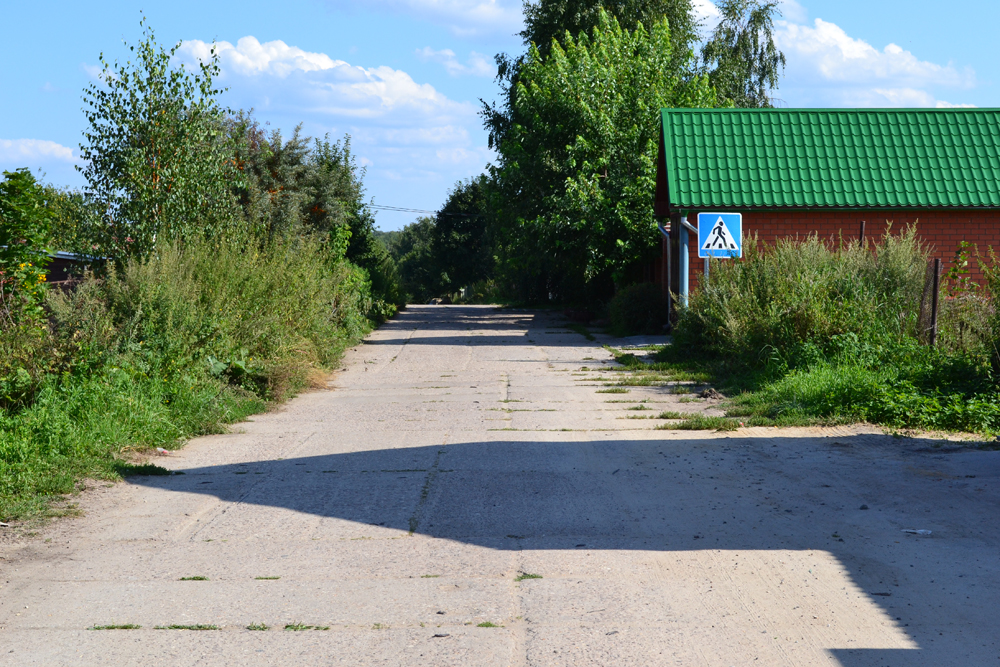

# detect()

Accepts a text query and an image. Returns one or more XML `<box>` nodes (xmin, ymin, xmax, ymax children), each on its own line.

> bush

<box><xmin>673</xmin><ymin>227</ymin><xmax>928</xmax><ymax>366</ymax></box>
<box><xmin>0</xmin><ymin>233</ymin><xmax>371</xmax><ymax>520</ymax></box>
<box><xmin>608</xmin><ymin>282</ymin><xmax>668</xmax><ymax>336</ymax></box>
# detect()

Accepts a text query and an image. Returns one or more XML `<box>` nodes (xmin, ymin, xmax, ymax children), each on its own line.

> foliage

<box><xmin>520</xmin><ymin>0</ymin><xmax>699</xmax><ymax>66</ymax></box>
<box><xmin>647</xmin><ymin>229</ymin><xmax>1000</xmax><ymax>435</ymax></box>
<box><xmin>433</xmin><ymin>177</ymin><xmax>493</xmax><ymax>293</ymax></box>
<box><xmin>608</xmin><ymin>283</ymin><xmax>668</xmax><ymax>336</ymax></box>
<box><xmin>0</xmin><ymin>169</ymin><xmax>53</xmax><ymax>324</ymax></box>
<box><xmin>488</xmin><ymin>11</ymin><xmax>715</xmax><ymax>302</ymax></box>
<box><xmin>228</xmin><ymin>117</ymin><xmax>402</xmax><ymax>316</ymax></box>
<box><xmin>389</xmin><ymin>217</ymin><xmax>441</xmax><ymax>303</ymax></box>
<box><xmin>673</xmin><ymin>228</ymin><xmax>929</xmax><ymax>365</ymax></box>
<box><xmin>0</xmin><ymin>234</ymin><xmax>371</xmax><ymax>520</ymax></box>
<box><xmin>78</xmin><ymin>17</ymin><xmax>241</xmax><ymax>259</ymax></box>
<box><xmin>701</xmin><ymin>0</ymin><xmax>786</xmax><ymax>108</ymax></box>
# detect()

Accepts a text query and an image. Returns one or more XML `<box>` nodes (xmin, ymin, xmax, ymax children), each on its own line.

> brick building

<box><xmin>653</xmin><ymin>108</ymin><xmax>1000</xmax><ymax>299</ymax></box>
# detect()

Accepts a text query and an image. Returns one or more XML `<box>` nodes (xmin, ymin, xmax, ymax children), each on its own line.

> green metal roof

<box><xmin>656</xmin><ymin>108</ymin><xmax>1000</xmax><ymax>212</ymax></box>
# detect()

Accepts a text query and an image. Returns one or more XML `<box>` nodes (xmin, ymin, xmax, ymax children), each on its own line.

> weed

<box><xmin>421</xmin><ymin>574</ymin><xmax>440</xmax><ymax>578</ymax></box>
<box><xmin>89</xmin><ymin>624</ymin><xmax>141</xmax><ymax>630</ymax></box>
<box><xmin>115</xmin><ymin>463</ymin><xmax>171</xmax><ymax>476</ymax></box>
<box><xmin>255</xmin><ymin>576</ymin><xmax>280</xmax><ymax>580</ymax></box>
<box><xmin>515</xmin><ymin>573</ymin><xmax>543</xmax><ymax>582</ymax></box>
<box><xmin>371</xmin><ymin>623</ymin><xmax>388</xmax><ymax>630</ymax></box>
<box><xmin>247</xmin><ymin>623</ymin><xmax>269</xmax><ymax>631</ymax></box>
<box><xmin>285</xmin><ymin>623</ymin><xmax>329</xmax><ymax>631</ymax></box>
<box><xmin>627</xmin><ymin>404</ymin><xmax>649</xmax><ymax>411</ymax></box>
<box><xmin>178</xmin><ymin>576</ymin><xmax>208</xmax><ymax>581</ymax></box>
<box><xmin>154</xmin><ymin>624</ymin><xmax>219</xmax><ymax>631</ymax></box>
<box><xmin>656</xmin><ymin>411</ymin><xmax>685</xmax><ymax>419</ymax></box>
<box><xmin>477</xmin><ymin>622</ymin><xmax>502</xmax><ymax>628</ymax></box>
<box><xmin>596</xmin><ymin>388</ymin><xmax>629</xmax><ymax>394</ymax></box>
<box><xmin>657</xmin><ymin>416</ymin><xmax>739</xmax><ymax>431</ymax></box>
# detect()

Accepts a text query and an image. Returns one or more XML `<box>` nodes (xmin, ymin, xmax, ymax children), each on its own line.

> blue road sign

<box><xmin>698</xmin><ymin>212</ymin><xmax>742</xmax><ymax>258</ymax></box>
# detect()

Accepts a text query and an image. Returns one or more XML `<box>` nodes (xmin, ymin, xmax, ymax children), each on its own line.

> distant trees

<box><xmin>702</xmin><ymin>0</ymin><xmax>786</xmax><ymax>108</ymax></box>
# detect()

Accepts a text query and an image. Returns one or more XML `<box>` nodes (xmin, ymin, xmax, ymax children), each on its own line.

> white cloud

<box><xmin>0</xmin><ymin>139</ymin><xmax>76</xmax><ymax>164</ymax></box>
<box><xmin>174</xmin><ymin>37</ymin><xmax>492</xmax><ymax>229</ymax></box>
<box><xmin>695</xmin><ymin>1</ymin><xmax>975</xmax><ymax>108</ymax></box>
<box><xmin>177</xmin><ymin>38</ymin><xmax>473</xmax><ymax>120</ymax></box>
<box><xmin>325</xmin><ymin>0</ymin><xmax>522</xmax><ymax>37</ymax></box>
<box><xmin>778</xmin><ymin>19</ymin><xmax>973</xmax><ymax>89</ymax></box>
<box><xmin>416</xmin><ymin>47</ymin><xmax>494</xmax><ymax>77</ymax></box>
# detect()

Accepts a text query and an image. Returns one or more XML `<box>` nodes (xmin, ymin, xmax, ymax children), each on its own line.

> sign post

<box><xmin>698</xmin><ymin>213</ymin><xmax>742</xmax><ymax>259</ymax></box>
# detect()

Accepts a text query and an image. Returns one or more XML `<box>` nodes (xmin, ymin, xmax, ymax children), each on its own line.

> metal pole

<box><xmin>930</xmin><ymin>257</ymin><xmax>941</xmax><ymax>347</ymax></box>
<box><xmin>859</xmin><ymin>220</ymin><xmax>866</xmax><ymax>247</ymax></box>
<box><xmin>704</xmin><ymin>257</ymin><xmax>709</xmax><ymax>285</ymax></box>
<box><xmin>679</xmin><ymin>222</ymin><xmax>689</xmax><ymax>307</ymax></box>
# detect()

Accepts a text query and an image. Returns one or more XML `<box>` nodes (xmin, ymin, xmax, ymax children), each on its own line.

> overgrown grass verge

<box><xmin>629</xmin><ymin>229</ymin><xmax>1000</xmax><ymax>437</ymax></box>
<box><xmin>0</xmin><ymin>235</ymin><xmax>372</xmax><ymax>522</ymax></box>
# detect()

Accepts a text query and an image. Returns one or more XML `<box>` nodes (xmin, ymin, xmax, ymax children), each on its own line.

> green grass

<box><xmin>477</xmin><ymin>621</ymin><xmax>502</xmax><ymax>628</ymax></box>
<box><xmin>0</xmin><ymin>235</ymin><xmax>372</xmax><ymax>522</ymax></box>
<box><xmin>246</xmin><ymin>623</ymin><xmax>269</xmax><ymax>631</ymax></box>
<box><xmin>656</xmin><ymin>411</ymin><xmax>685</xmax><ymax>420</ymax></box>
<box><xmin>515</xmin><ymin>573</ymin><xmax>543</xmax><ymax>582</ymax></box>
<box><xmin>178</xmin><ymin>576</ymin><xmax>208</xmax><ymax>581</ymax></box>
<box><xmin>285</xmin><ymin>623</ymin><xmax>330</xmax><ymax>631</ymax></box>
<box><xmin>154</xmin><ymin>624</ymin><xmax>219</xmax><ymax>631</ymax></box>
<box><xmin>254</xmin><ymin>576</ymin><xmax>280</xmax><ymax>580</ymax></box>
<box><xmin>89</xmin><ymin>624</ymin><xmax>141</xmax><ymax>630</ymax></box>
<box><xmin>595</xmin><ymin>388</ymin><xmax>629</xmax><ymax>394</ymax></box>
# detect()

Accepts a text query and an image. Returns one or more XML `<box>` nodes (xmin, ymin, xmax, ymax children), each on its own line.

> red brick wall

<box><xmin>679</xmin><ymin>210</ymin><xmax>1000</xmax><ymax>291</ymax></box>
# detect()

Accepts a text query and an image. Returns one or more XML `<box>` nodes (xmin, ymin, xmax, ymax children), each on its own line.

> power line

<box><xmin>369</xmin><ymin>204</ymin><xmax>483</xmax><ymax>218</ymax></box>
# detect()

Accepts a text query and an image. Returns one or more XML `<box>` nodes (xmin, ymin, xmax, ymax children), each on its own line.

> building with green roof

<box><xmin>654</xmin><ymin>108</ymin><xmax>1000</xmax><ymax>297</ymax></box>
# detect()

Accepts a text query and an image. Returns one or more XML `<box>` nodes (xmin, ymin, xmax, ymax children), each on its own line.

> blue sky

<box><xmin>2</xmin><ymin>0</ymin><xmax>997</xmax><ymax>230</ymax></box>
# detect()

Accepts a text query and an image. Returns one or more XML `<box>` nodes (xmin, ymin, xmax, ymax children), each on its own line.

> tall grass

<box><xmin>664</xmin><ymin>227</ymin><xmax>1000</xmax><ymax>434</ymax></box>
<box><xmin>0</xmin><ymin>234</ymin><xmax>371</xmax><ymax>520</ymax></box>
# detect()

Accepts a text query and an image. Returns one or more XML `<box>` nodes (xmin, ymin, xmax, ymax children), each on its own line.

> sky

<box><xmin>2</xmin><ymin>0</ymin><xmax>998</xmax><ymax>230</ymax></box>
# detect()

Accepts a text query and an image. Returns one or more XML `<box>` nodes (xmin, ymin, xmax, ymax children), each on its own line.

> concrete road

<box><xmin>2</xmin><ymin>305</ymin><xmax>999</xmax><ymax>666</ymax></box>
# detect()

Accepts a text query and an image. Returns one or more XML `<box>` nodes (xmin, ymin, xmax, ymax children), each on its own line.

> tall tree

<box><xmin>701</xmin><ymin>0</ymin><xmax>786</xmax><ymax>108</ymax></box>
<box><xmin>432</xmin><ymin>177</ymin><xmax>493</xmax><ymax>293</ymax></box>
<box><xmin>521</xmin><ymin>0</ymin><xmax>698</xmax><ymax>65</ymax></box>
<box><xmin>79</xmin><ymin>17</ymin><xmax>241</xmax><ymax>259</ymax></box>
<box><xmin>489</xmin><ymin>10</ymin><xmax>716</xmax><ymax>302</ymax></box>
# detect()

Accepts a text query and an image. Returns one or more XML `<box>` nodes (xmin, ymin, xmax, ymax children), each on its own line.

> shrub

<box><xmin>1</xmin><ymin>233</ymin><xmax>371</xmax><ymax>520</ymax></box>
<box><xmin>608</xmin><ymin>282</ymin><xmax>667</xmax><ymax>336</ymax></box>
<box><xmin>673</xmin><ymin>227</ymin><xmax>928</xmax><ymax>367</ymax></box>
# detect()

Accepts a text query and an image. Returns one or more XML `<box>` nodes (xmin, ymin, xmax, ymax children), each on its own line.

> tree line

<box><xmin>386</xmin><ymin>0</ymin><xmax>785</xmax><ymax>305</ymax></box>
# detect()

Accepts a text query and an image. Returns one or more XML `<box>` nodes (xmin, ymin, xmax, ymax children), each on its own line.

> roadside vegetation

<box><xmin>0</xmin><ymin>22</ymin><xmax>394</xmax><ymax>521</ymax></box>
<box><xmin>605</xmin><ymin>230</ymin><xmax>1000</xmax><ymax>435</ymax></box>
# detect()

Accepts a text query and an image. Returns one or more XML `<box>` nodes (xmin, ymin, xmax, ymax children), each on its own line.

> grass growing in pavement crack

<box><xmin>656</xmin><ymin>411</ymin><xmax>685</xmax><ymax>419</ymax></box>
<box><xmin>178</xmin><ymin>576</ymin><xmax>208</xmax><ymax>581</ymax></box>
<box><xmin>596</xmin><ymin>388</ymin><xmax>629</xmax><ymax>394</ymax></box>
<box><xmin>155</xmin><ymin>624</ymin><xmax>219</xmax><ymax>630</ymax></box>
<box><xmin>421</xmin><ymin>574</ymin><xmax>440</xmax><ymax>578</ymax></box>
<box><xmin>284</xmin><ymin>623</ymin><xmax>330</xmax><ymax>631</ymax></box>
<box><xmin>656</xmin><ymin>415</ymin><xmax>739</xmax><ymax>431</ymax></box>
<box><xmin>255</xmin><ymin>576</ymin><xmax>280</xmax><ymax>580</ymax></box>
<box><xmin>372</xmin><ymin>623</ymin><xmax>389</xmax><ymax>630</ymax></box>
<box><xmin>515</xmin><ymin>573</ymin><xmax>543</xmax><ymax>582</ymax></box>
<box><xmin>246</xmin><ymin>623</ymin><xmax>269</xmax><ymax>631</ymax></box>
<box><xmin>89</xmin><ymin>624</ymin><xmax>141</xmax><ymax>630</ymax></box>
<box><xmin>477</xmin><ymin>622</ymin><xmax>502</xmax><ymax>628</ymax></box>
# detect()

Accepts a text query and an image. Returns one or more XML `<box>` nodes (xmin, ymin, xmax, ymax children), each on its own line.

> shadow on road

<box><xmin>131</xmin><ymin>434</ymin><xmax>1000</xmax><ymax>666</ymax></box>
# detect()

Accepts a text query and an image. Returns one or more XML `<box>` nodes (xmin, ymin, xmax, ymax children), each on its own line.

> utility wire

<box><xmin>369</xmin><ymin>203</ymin><xmax>482</xmax><ymax>218</ymax></box>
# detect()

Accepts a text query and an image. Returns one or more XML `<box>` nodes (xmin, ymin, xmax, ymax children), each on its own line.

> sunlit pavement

<box><xmin>2</xmin><ymin>305</ymin><xmax>998</xmax><ymax>666</ymax></box>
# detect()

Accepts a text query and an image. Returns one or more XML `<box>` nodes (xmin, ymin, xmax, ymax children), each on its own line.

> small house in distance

<box><xmin>655</xmin><ymin>108</ymin><xmax>1000</xmax><ymax>297</ymax></box>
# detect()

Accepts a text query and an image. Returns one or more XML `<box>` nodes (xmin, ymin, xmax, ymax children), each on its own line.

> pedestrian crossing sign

<box><xmin>697</xmin><ymin>212</ymin><xmax>742</xmax><ymax>258</ymax></box>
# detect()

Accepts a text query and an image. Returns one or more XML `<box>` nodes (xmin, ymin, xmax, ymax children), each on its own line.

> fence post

<box><xmin>929</xmin><ymin>257</ymin><xmax>942</xmax><ymax>347</ymax></box>
<box><xmin>859</xmin><ymin>220</ymin><xmax>866</xmax><ymax>247</ymax></box>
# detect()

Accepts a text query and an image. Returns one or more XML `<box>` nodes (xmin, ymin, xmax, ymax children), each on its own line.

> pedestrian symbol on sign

<box><xmin>697</xmin><ymin>213</ymin><xmax>742</xmax><ymax>258</ymax></box>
